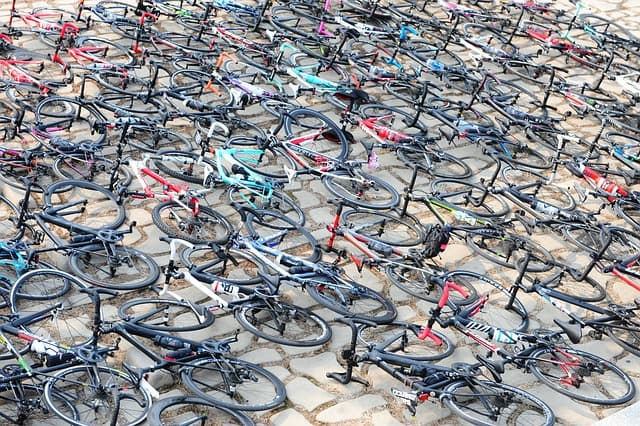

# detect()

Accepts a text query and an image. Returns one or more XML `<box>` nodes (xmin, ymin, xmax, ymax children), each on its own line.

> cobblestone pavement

<box><xmin>4</xmin><ymin>0</ymin><xmax>640</xmax><ymax>425</ymax></box>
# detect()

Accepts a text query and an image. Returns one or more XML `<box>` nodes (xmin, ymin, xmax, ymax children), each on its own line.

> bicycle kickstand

<box><xmin>326</xmin><ymin>352</ymin><xmax>369</xmax><ymax>386</ymax></box>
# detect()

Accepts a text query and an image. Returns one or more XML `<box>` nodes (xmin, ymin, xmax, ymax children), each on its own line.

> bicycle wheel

<box><xmin>74</xmin><ymin>36</ymin><xmax>137</xmax><ymax>68</ymax></box>
<box><xmin>244</xmin><ymin>210</ymin><xmax>320</xmax><ymax>262</ymax></box>
<box><xmin>44</xmin><ymin>180</ymin><xmax>126</xmax><ymax>230</ymax></box>
<box><xmin>340</xmin><ymin>208</ymin><xmax>425</xmax><ymax>247</ymax></box>
<box><xmin>35</xmin><ymin>97</ymin><xmax>106</xmax><ymax>145</ymax></box>
<box><xmin>501</xmin><ymin>166</ymin><xmax>577</xmax><ymax>212</ymax></box>
<box><xmin>358</xmin><ymin>103</ymin><xmax>430</xmax><ymax>135</ymax></box>
<box><xmin>467</xmin><ymin>230</ymin><xmax>554</xmax><ymax>273</ymax></box>
<box><xmin>484</xmin><ymin>77</ymin><xmax>549</xmax><ymax>123</ymax></box>
<box><xmin>538</xmin><ymin>270</ymin><xmax>606</xmax><ymax>303</ymax></box>
<box><xmin>153</xmin><ymin>150</ymin><xmax>217</xmax><ymax>185</ymax></box>
<box><xmin>53</xmin><ymin>155</ymin><xmax>132</xmax><ymax>189</ymax></box>
<box><xmin>615</xmin><ymin>200</ymin><xmax>640</xmax><ymax>232</ymax></box>
<box><xmin>124</xmin><ymin>125</ymin><xmax>195</xmax><ymax>153</ymax></box>
<box><xmin>528</xmin><ymin>346</ymin><xmax>635</xmax><ymax>405</ymax></box>
<box><xmin>562</xmin><ymin>225</ymin><xmax>640</xmax><ymax>262</ymax></box>
<box><xmin>430</xmin><ymin>179</ymin><xmax>511</xmax><ymax>218</ymax></box>
<box><xmin>0</xmin><ymin>195</ymin><xmax>22</xmax><ymax>241</ymax></box>
<box><xmin>442</xmin><ymin>379</ymin><xmax>554</xmax><ymax>426</ymax></box>
<box><xmin>68</xmin><ymin>244</ymin><xmax>160</xmax><ymax>290</ymax></box>
<box><xmin>235</xmin><ymin>299</ymin><xmax>332</xmax><ymax>347</ymax></box>
<box><xmin>152</xmin><ymin>202</ymin><xmax>233</xmax><ymax>245</ymax></box>
<box><xmin>385</xmin><ymin>262</ymin><xmax>478</xmax><ymax>305</ymax></box>
<box><xmin>227</xmin><ymin>187</ymin><xmax>305</xmax><ymax>228</ymax></box>
<box><xmin>283</xmin><ymin>108</ymin><xmax>350</xmax><ymax>162</ymax></box>
<box><xmin>445</xmin><ymin>271</ymin><xmax>529</xmax><ymax>332</ymax></box>
<box><xmin>181</xmin><ymin>356</ymin><xmax>286</xmax><ymax>411</ymax></box>
<box><xmin>357</xmin><ymin>321</ymin><xmax>455</xmax><ymax>361</ymax></box>
<box><xmin>604</xmin><ymin>320</ymin><xmax>640</xmax><ymax>358</ymax></box>
<box><xmin>181</xmin><ymin>246</ymin><xmax>265</xmax><ymax>286</ymax></box>
<box><xmin>302</xmin><ymin>273</ymin><xmax>397</xmax><ymax>323</ymax></box>
<box><xmin>322</xmin><ymin>169</ymin><xmax>400</xmax><ymax>210</ymax></box>
<box><xmin>398</xmin><ymin>148</ymin><xmax>473</xmax><ymax>179</ymax></box>
<box><xmin>229</xmin><ymin>146</ymin><xmax>297</xmax><ymax>180</ymax></box>
<box><xmin>9</xmin><ymin>269</ymin><xmax>95</xmax><ymax>349</ymax></box>
<box><xmin>148</xmin><ymin>396</ymin><xmax>254</xmax><ymax>426</ymax></box>
<box><xmin>44</xmin><ymin>365</ymin><xmax>152</xmax><ymax>426</ymax></box>
<box><xmin>118</xmin><ymin>298</ymin><xmax>215</xmax><ymax>332</ymax></box>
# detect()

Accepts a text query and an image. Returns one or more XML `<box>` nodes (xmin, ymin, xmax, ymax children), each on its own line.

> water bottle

<box><xmin>426</xmin><ymin>59</ymin><xmax>445</xmax><ymax>72</ymax></box>
<box><xmin>31</xmin><ymin>340</ymin><xmax>59</xmax><ymax>356</ymax></box>
<box><xmin>212</xmin><ymin>280</ymin><xmax>240</xmax><ymax>296</ymax></box>
<box><xmin>491</xmin><ymin>329</ymin><xmax>518</xmax><ymax>344</ymax></box>
<box><xmin>454</xmin><ymin>210</ymin><xmax>477</xmax><ymax>225</ymax></box>
<box><xmin>531</xmin><ymin>200</ymin><xmax>559</xmax><ymax>216</ymax></box>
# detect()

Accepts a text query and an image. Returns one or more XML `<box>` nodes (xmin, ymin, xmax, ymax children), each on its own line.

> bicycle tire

<box><xmin>118</xmin><ymin>298</ymin><xmax>216</xmax><ymax>332</ymax></box>
<box><xmin>562</xmin><ymin>225</ymin><xmax>640</xmax><ymax>262</ymax></box>
<box><xmin>35</xmin><ymin>97</ymin><xmax>106</xmax><ymax>146</ymax></box>
<box><xmin>68</xmin><ymin>244</ymin><xmax>160</xmax><ymax>290</ymax></box>
<box><xmin>182</xmin><ymin>246</ymin><xmax>265</xmax><ymax>286</ymax></box>
<box><xmin>358</xmin><ymin>103</ymin><xmax>430</xmax><ymax>134</ymax></box>
<box><xmin>0</xmin><ymin>382</ymin><xmax>78</xmax><ymax>424</ymax></box>
<box><xmin>467</xmin><ymin>230</ymin><xmax>554</xmax><ymax>273</ymax></box>
<box><xmin>148</xmin><ymin>395</ymin><xmax>254</xmax><ymax>426</ymax></box>
<box><xmin>235</xmin><ymin>299</ymin><xmax>332</xmax><ymax>346</ymax></box>
<box><xmin>9</xmin><ymin>269</ymin><xmax>96</xmax><ymax>350</ymax></box>
<box><xmin>152</xmin><ymin>202</ymin><xmax>233</xmax><ymax>245</ymax></box>
<box><xmin>181</xmin><ymin>356</ymin><xmax>286</xmax><ymax>411</ymax></box>
<box><xmin>169</xmin><ymin>69</ymin><xmax>233</xmax><ymax>107</ymax></box>
<box><xmin>397</xmin><ymin>147</ymin><xmax>473</xmax><ymax>179</ymax></box>
<box><xmin>322</xmin><ymin>169</ymin><xmax>400</xmax><ymax>210</ymax></box>
<box><xmin>269</xmin><ymin>6</ymin><xmax>320</xmax><ymax>38</ymax></box>
<box><xmin>227</xmin><ymin>187</ymin><xmax>305</xmax><ymax>228</ymax></box>
<box><xmin>124</xmin><ymin>125</ymin><xmax>195</xmax><ymax>153</ymax></box>
<box><xmin>229</xmin><ymin>146</ymin><xmax>297</xmax><ymax>180</ymax></box>
<box><xmin>44</xmin><ymin>364</ymin><xmax>152</xmax><ymax>426</ymax></box>
<box><xmin>528</xmin><ymin>346</ymin><xmax>636</xmax><ymax>405</ymax></box>
<box><xmin>430</xmin><ymin>179</ymin><xmax>511</xmax><ymax>218</ymax></box>
<box><xmin>484</xmin><ymin>77</ymin><xmax>549</xmax><ymax>123</ymax></box>
<box><xmin>301</xmin><ymin>273</ymin><xmax>397</xmax><ymax>323</ymax></box>
<box><xmin>538</xmin><ymin>270</ymin><xmax>607</xmax><ymax>303</ymax></box>
<box><xmin>153</xmin><ymin>149</ymin><xmax>217</xmax><ymax>185</ymax></box>
<box><xmin>442</xmin><ymin>379</ymin><xmax>555</xmax><ymax>426</ymax></box>
<box><xmin>244</xmin><ymin>210</ymin><xmax>320</xmax><ymax>262</ymax></box>
<box><xmin>53</xmin><ymin>155</ymin><xmax>133</xmax><ymax>189</ymax></box>
<box><xmin>484</xmin><ymin>137</ymin><xmax>553</xmax><ymax>169</ymax></box>
<box><xmin>357</xmin><ymin>321</ymin><xmax>455</xmax><ymax>361</ymax></box>
<box><xmin>615</xmin><ymin>200</ymin><xmax>640</xmax><ymax>232</ymax></box>
<box><xmin>0</xmin><ymin>195</ymin><xmax>22</xmax><ymax>241</ymax></box>
<box><xmin>74</xmin><ymin>36</ymin><xmax>138</xmax><ymax>68</ymax></box>
<box><xmin>282</xmin><ymin>108</ymin><xmax>350</xmax><ymax>162</ymax></box>
<box><xmin>604</xmin><ymin>320</ymin><xmax>640</xmax><ymax>358</ymax></box>
<box><xmin>340</xmin><ymin>208</ymin><xmax>425</xmax><ymax>247</ymax></box>
<box><xmin>44</xmin><ymin>179</ymin><xmax>126</xmax><ymax>230</ymax></box>
<box><xmin>384</xmin><ymin>262</ymin><xmax>478</xmax><ymax>305</ymax></box>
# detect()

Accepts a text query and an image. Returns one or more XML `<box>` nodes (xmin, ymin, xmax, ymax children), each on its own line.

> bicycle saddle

<box><xmin>553</xmin><ymin>318</ymin><xmax>582</xmax><ymax>344</ymax></box>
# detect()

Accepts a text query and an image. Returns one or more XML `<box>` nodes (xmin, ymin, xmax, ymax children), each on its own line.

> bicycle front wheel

<box><xmin>44</xmin><ymin>365</ymin><xmax>152</xmax><ymax>426</ymax></box>
<box><xmin>235</xmin><ymin>299</ymin><xmax>332</xmax><ymax>347</ymax></box>
<box><xmin>68</xmin><ymin>244</ymin><xmax>160</xmax><ymax>290</ymax></box>
<box><xmin>467</xmin><ymin>231</ymin><xmax>553</xmax><ymax>273</ymax></box>
<box><xmin>340</xmin><ymin>208</ymin><xmax>425</xmax><ymax>247</ymax></box>
<box><xmin>148</xmin><ymin>396</ymin><xmax>254</xmax><ymax>426</ymax></box>
<box><xmin>322</xmin><ymin>169</ymin><xmax>400</xmax><ymax>210</ymax></box>
<box><xmin>152</xmin><ymin>202</ymin><xmax>233</xmax><ymax>244</ymax></box>
<box><xmin>528</xmin><ymin>347</ymin><xmax>636</xmax><ymax>405</ymax></box>
<box><xmin>181</xmin><ymin>356</ymin><xmax>286</xmax><ymax>411</ymax></box>
<box><xmin>302</xmin><ymin>273</ymin><xmax>397</xmax><ymax>323</ymax></box>
<box><xmin>118</xmin><ymin>298</ymin><xmax>215</xmax><ymax>332</ymax></box>
<box><xmin>442</xmin><ymin>379</ymin><xmax>554</xmax><ymax>426</ymax></box>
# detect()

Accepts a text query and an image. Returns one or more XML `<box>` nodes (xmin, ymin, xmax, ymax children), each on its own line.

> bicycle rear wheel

<box><xmin>430</xmin><ymin>179</ymin><xmax>511</xmax><ymax>218</ymax></box>
<box><xmin>562</xmin><ymin>225</ymin><xmax>640</xmax><ymax>262</ymax></box>
<box><xmin>322</xmin><ymin>169</ymin><xmax>400</xmax><ymax>210</ymax></box>
<box><xmin>302</xmin><ymin>273</ymin><xmax>397</xmax><ymax>323</ymax></box>
<box><xmin>235</xmin><ymin>299</ymin><xmax>332</xmax><ymax>347</ymax></box>
<box><xmin>340</xmin><ymin>208</ymin><xmax>425</xmax><ymax>247</ymax></box>
<box><xmin>467</xmin><ymin>230</ymin><xmax>554</xmax><ymax>273</ymax></box>
<box><xmin>181</xmin><ymin>246</ymin><xmax>265</xmax><ymax>286</ymax></box>
<box><xmin>148</xmin><ymin>396</ymin><xmax>254</xmax><ymax>426</ymax></box>
<box><xmin>118</xmin><ymin>298</ymin><xmax>215</xmax><ymax>332</ymax></box>
<box><xmin>528</xmin><ymin>347</ymin><xmax>635</xmax><ymax>405</ymax></box>
<box><xmin>181</xmin><ymin>356</ymin><xmax>286</xmax><ymax>412</ymax></box>
<box><xmin>283</xmin><ymin>108</ymin><xmax>350</xmax><ymax>162</ymax></box>
<box><xmin>153</xmin><ymin>150</ymin><xmax>217</xmax><ymax>185</ymax></box>
<box><xmin>44</xmin><ymin>365</ymin><xmax>152</xmax><ymax>426</ymax></box>
<box><xmin>152</xmin><ymin>202</ymin><xmax>233</xmax><ymax>245</ymax></box>
<box><xmin>604</xmin><ymin>320</ymin><xmax>640</xmax><ymax>358</ymax></box>
<box><xmin>442</xmin><ymin>379</ymin><xmax>554</xmax><ymax>426</ymax></box>
<box><xmin>227</xmin><ymin>187</ymin><xmax>305</xmax><ymax>228</ymax></box>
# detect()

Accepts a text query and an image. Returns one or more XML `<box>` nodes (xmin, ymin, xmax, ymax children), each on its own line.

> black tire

<box><xmin>229</xmin><ymin>146</ymin><xmax>297</xmax><ymax>180</ymax></box>
<box><xmin>35</xmin><ymin>97</ymin><xmax>106</xmax><ymax>146</ymax></box>
<box><xmin>0</xmin><ymin>382</ymin><xmax>78</xmax><ymax>424</ymax></box>
<box><xmin>302</xmin><ymin>273</ymin><xmax>397</xmax><ymax>323</ymax></box>
<box><xmin>245</xmin><ymin>210</ymin><xmax>320</xmax><ymax>262</ymax></box>
<box><xmin>10</xmin><ymin>269</ymin><xmax>96</xmax><ymax>350</ymax></box>
<box><xmin>68</xmin><ymin>244</ymin><xmax>160</xmax><ymax>290</ymax></box>
<box><xmin>340</xmin><ymin>208</ymin><xmax>425</xmax><ymax>247</ymax></box>
<box><xmin>227</xmin><ymin>186</ymin><xmax>305</xmax><ymax>227</ymax></box>
<box><xmin>269</xmin><ymin>6</ymin><xmax>320</xmax><ymax>38</ymax></box>
<box><xmin>484</xmin><ymin>77</ymin><xmax>549</xmax><ymax>123</ymax></box>
<box><xmin>282</xmin><ymin>108</ymin><xmax>350</xmax><ymax>162</ymax></box>
<box><xmin>397</xmin><ymin>148</ymin><xmax>472</xmax><ymax>179</ymax></box>
<box><xmin>53</xmin><ymin>155</ymin><xmax>132</xmax><ymax>189</ymax></box>
<box><xmin>467</xmin><ymin>230</ymin><xmax>554</xmax><ymax>273</ymax></box>
<box><xmin>322</xmin><ymin>169</ymin><xmax>400</xmax><ymax>210</ymax></box>
<box><xmin>604</xmin><ymin>321</ymin><xmax>640</xmax><ymax>358</ymax></box>
<box><xmin>384</xmin><ymin>80</ymin><xmax>424</xmax><ymax>104</ymax></box>
<box><xmin>118</xmin><ymin>298</ymin><xmax>215</xmax><ymax>332</ymax></box>
<box><xmin>501</xmin><ymin>166</ymin><xmax>577</xmax><ymax>212</ymax></box>
<box><xmin>538</xmin><ymin>270</ymin><xmax>607</xmax><ymax>303</ymax></box>
<box><xmin>148</xmin><ymin>396</ymin><xmax>255</xmax><ymax>426</ymax></box>
<box><xmin>153</xmin><ymin>150</ymin><xmax>217</xmax><ymax>185</ymax></box>
<box><xmin>384</xmin><ymin>262</ymin><xmax>478</xmax><ymax>306</ymax></box>
<box><xmin>43</xmin><ymin>365</ymin><xmax>152</xmax><ymax>426</ymax></box>
<box><xmin>430</xmin><ymin>179</ymin><xmax>511</xmax><ymax>218</ymax></box>
<box><xmin>235</xmin><ymin>299</ymin><xmax>332</xmax><ymax>347</ymax></box>
<box><xmin>442</xmin><ymin>379</ymin><xmax>555</xmax><ymax>426</ymax></box>
<box><xmin>528</xmin><ymin>346</ymin><xmax>635</xmax><ymax>405</ymax></box>
<box><xmin>74</xmin><ymin>36</ymin><xmax>137</xmax><ymax>68</ymax></box>
<box><xmin>181</xmin><ymin>356</ymin><xmax>286</xmax><ymax>411</ymax></box>
<box><xmin>615</xmin><ymin>200</ymin><xmax>640</xmax><ymax>232</ymax></box>
<box><xmin>562</xmin><ymin>225</ymin><xmax>640</xmax><ymax>262</ymax></box>
<box><xmin>44</xmin><ymin>179</ymin><xmax>126</xmax><ymax>230</ymax></box>
<box><xmin>124</xmin><ymin>125</ymin><xmax>195</xmax><ymax>154</ymax></box>
<box><xmin>181</xmin><ymin>246</ymin><xmax>266</xmax><ymax>286</ymax></box>
<box><xmin>358</xmin><ymin>104</ymin><xmax>430</xmax><ymax>134</ymax></box>
<box><xmin>484</xmin><ymin>137</ymin><xmax>553</xmax><ymax>169</ymax></box>
<box><xmin>152</xmin><ymin>202</ymin><xmax>233</xmax><ymax>245</ymax></box>
<box><xmin>357</xmin><ymin>321</ymin><xmax>455</xmax><ymax>361</ymax></box>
